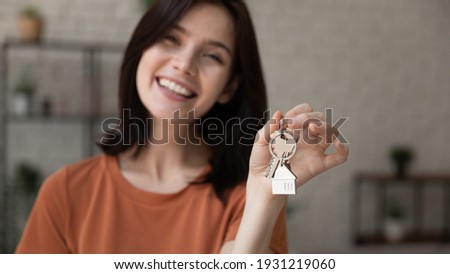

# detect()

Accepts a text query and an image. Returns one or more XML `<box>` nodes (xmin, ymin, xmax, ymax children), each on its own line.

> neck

<box><xmin>119</xmin><ymin>117</ymin><xmax>210</xmax><ymax>191</ymax></box>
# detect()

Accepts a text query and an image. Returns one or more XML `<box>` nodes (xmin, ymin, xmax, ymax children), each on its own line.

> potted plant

<box><xmin>390</xmin><ymin>146</ymin><xmax>414</xmax><ymax>178</ymax></box>
<box><xmin>12</xmin><ymin>162</ymin><xmax>41</xmax><ymax>197</ymax></box>
<box><xmin>384</xmin><ymin>199</ymin><xmax>406</xmax><ymax>243</ymax></box>
<box><xmin>17</xmin><ymin>6</ymin><xmax>44</xmax><ymax>42</ymax></box>
<box><xmin>13</xmin><ymin>70</ymin><xmax>37</xmax><ymax>117</ymax></box>
<box><xmin>8</xmin><ymin>162</ymin><xmax>41</xmax><ymax>252</ymax></box>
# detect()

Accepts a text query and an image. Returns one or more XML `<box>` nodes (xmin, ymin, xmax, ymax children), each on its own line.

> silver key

<box><xmin>267</xmin><ymin>118</ymin><xmax>298</xmax><ymax>195</ymax></box>
<box><xmin>265</xmin><ymin>139</ymin><xmax>291</xmax><ymax>179</ymax></box>
<box><xmin>265</xmin><ymin>150</ymin><xmax>291</xmax><ymax>179</ymax></box>
<box><xmin>265</xmin><ymin>156</ymin><xmax>281</xmax><ymax>178</ymax></box>
<box><xmin>266</xmin><ymin>123</ymin><xmax>296</xmax><ymax>179</ymax></box>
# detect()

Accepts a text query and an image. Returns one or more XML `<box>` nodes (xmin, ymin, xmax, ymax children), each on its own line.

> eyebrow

<box><xmin>173</xmin><ymin>25</ymin><xmax>233</xmax><ymax>57</ymax></box>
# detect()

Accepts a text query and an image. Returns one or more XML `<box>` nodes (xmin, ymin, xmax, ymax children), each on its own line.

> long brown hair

<box><xmin>98</xmin><ymin>0</ymin><xmax>267</xmax><ymax>201</ymax></box>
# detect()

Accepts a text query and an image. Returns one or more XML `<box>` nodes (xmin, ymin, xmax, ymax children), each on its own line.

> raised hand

<box><xmin>248</xmin><ymin>104</ymin><xmax>349</xmax><ymax>202</ymax></box>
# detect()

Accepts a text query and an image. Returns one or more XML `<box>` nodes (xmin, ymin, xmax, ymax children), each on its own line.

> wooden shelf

<box><xmin>356</xmin><ymin>232</ymin><xmax>448</xmax><ymax>245</ymax></box>
<box><xmin>355</xmin><ymin>172</ymin><xmax>450</xmax><ymax>182</ymax></box>
<box><xmin>2</xmin><ymin>38</ymin><xmax>124</xmax><ymax>52</ymax></box>
<box><xmin>0</xmin><ymin>39</ymin><xmax>123</xmax><ymax>253</ymax></box>
<box><xmin>6</xmin><ymin>113</ymin><xmax>118</xmax><ymax>123</ymax></box>
<box><xmin>351</xmin><ymin>172</ymin><xmax>450</xmax><ymax>246</ymax></box>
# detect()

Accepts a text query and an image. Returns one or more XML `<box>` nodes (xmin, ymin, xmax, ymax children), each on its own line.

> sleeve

<box><xmin>223</xmin><ymin>183</ymin><xmax>289</xmax><ymax>254</ymax></box>
<box><xmin>15</xmin><ymin>167</ymin><xmax>71</xmax><ymax>253</ymax></box>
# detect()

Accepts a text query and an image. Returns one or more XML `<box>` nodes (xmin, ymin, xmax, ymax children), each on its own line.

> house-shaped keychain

<box><xmin>271</xmin><ymin>164</ymin><xmax>296</xmax><ymax>195</ymax></box>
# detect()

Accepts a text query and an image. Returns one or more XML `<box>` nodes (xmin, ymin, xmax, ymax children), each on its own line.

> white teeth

<box><xmin>158</xmin><ymin>78</ymin><xmax>193</xmax><ymax>97</ymax></box>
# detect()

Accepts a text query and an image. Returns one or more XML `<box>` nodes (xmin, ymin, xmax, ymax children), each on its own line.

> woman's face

<box><xmin>136</xmin><ymin>2</ymin><xmax>236</xmax><ymax>120</ymax></box>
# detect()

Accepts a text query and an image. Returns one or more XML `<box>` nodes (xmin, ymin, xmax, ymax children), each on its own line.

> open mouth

<box><xmin>156</xmin><ymin>77</ymin><xmax>197</xmax><ymax>99</ymax></box>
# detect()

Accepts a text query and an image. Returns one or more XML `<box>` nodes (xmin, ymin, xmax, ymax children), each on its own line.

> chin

<box><xmin>144</xmin><ymin>103</ymin><xmax>187</xmax><ymax>120</ymax></box>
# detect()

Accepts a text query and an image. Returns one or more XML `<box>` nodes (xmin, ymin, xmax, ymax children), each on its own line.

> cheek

<box><xmin>135</xmin><ymin>63</ymin><xmax>149</xmax><ymax>101</ymax></box>
<box><xmin>202</xmin><ymin>67</ymin><xmax>231</xmax><ymax>93</ymax></box>
<box><xmin>136</xmin><ymin>51</ymin><xmax>159</xmax><ymax>91</ymax></box>
<box><xmin>136</xmin><ymin>61</ymin><xmax>146</xmax><ymax>85</ymax></box>
<box><xmin>138</xmin><ymin>53</ymin><xmax>153</xmax><ymax>77</ymax></box>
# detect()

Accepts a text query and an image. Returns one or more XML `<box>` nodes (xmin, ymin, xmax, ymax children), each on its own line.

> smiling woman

<box><xmin>15</xmin><ymin>0</ymin><xmax>348</xmax><ymax>254</ymax></box>
<box><xmin>136</xmin><ymin>3</ymin><xmax>237</xmax><ymax>118</ymax></box>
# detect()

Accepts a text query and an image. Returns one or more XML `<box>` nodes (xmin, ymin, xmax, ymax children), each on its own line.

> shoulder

<box><xmin>64</xmin><ymin>154</ymin><xmax>108</xmax><ymax>179</ymax></box>
<box><xmin>39</xmin><ymin>154</ymin><xmax>110</xmax><ymax>199</ymax></box>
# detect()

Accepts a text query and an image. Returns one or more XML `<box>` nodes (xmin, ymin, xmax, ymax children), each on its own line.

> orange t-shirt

<box><xmin>16</xmin><ymin>154</ymin><xmax>288</xmax><ymax>253</ymax></box>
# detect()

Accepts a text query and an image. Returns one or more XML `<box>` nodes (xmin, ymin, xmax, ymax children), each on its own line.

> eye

<box><xmin>163</xmin><ymin>34</ymin><xmax>179</xmax><ymax>45</ymax></box>
<box><xmin>204</xmin><ymin>53</ymin><xmax>223</xmax><ymax>64</ymax></box>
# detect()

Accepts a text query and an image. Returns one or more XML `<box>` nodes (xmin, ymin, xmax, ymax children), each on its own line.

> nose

<box><xmin>172</xmin><ymin>48</ymin><xmax>197</xmax><ymax>76</ymax></box>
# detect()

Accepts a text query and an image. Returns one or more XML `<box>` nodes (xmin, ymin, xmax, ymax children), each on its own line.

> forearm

<box><xmin>231</xmin><ymin>177</ymin><xmax>287</xmax><ymax>253</ymax></box>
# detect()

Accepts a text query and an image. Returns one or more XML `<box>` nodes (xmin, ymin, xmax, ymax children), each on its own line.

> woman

<box><xmin>16</xmin><ymin>0</ymin><xmax>348</xmax><ymax>253</ymax></box>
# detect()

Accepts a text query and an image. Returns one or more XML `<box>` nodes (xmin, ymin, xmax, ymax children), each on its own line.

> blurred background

<box><xmin>0</xmin><ymin>0</ymin><xmax>449</xmax><ymax>253</ymax></box>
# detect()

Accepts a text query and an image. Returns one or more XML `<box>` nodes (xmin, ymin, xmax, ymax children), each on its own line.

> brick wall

<box><xmin>1</xmin><ymin>0</ymin><xmax>449</xmax><ymax>253</ymax></box>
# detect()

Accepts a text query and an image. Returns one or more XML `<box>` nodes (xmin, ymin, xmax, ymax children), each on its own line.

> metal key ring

<box><xmin>269</xmin><ymin>130</ymin><xmax>297</xmax><ymax>160</ymax></box>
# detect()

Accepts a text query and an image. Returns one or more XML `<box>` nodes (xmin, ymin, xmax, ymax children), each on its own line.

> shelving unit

<box><xmin>351</xmin><ymin>172</ymin><xmax>450</xmax><ymax>245</ymax></box>
<box><xmin>0</xmin><ymin>39</ymin><xmax>124</xmax><ymax>253</ymax></box>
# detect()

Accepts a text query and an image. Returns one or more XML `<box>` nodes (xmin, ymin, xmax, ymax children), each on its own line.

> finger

<box><xmin>308</xmin><ymin>122</ymin><xmax>340</xmax><ymax>147</ymax></box>
<box><xmin>300</xmin><ymin>122</ymin><xmax>327</xmax><ymax>148</ymax></box>
<box><xmin>305</xmin><ymin>123</ymin><xmax>325</xmax><ymax>147</ymax></box>
<box><xmin>286</xmin><ymin>112</ymin><xmax>325</xmax><ymax>129</ymax></box>
<box><xmin>308</xmin><ymin>122</ymin><xmax>322</xmax><ymax>136</ymax></box>
<box><xmin>285</xmin><ymin>103</ymin><xmax>313</xmax><ymax>118</ymax></box>
<box><xmin>324</xmin><ymin>138</ymin><xmax>349</xmax><ymax>169</ymax></box>
<box><xmin>255</xmin><ymin>110</ymin><xmax>283</xmax><ymax>146</ymax></box>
